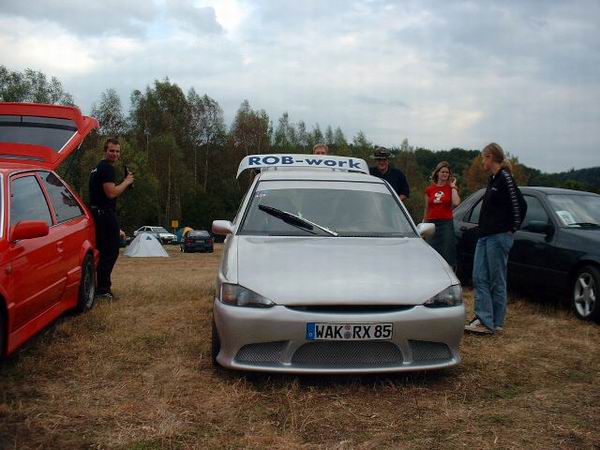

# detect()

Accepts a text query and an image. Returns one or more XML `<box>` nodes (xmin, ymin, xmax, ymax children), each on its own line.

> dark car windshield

<box><xmin>547</xmin><ymin>194</ymin><xmax>600</xmax><ymax>227</ymax></box>
<box><xmin>239</xmin><ymin>180</ymin><xmax>415</xmax><ymax>237</ymax></box>
<box><xmin>189</xmin><ymin>230</ymin><xmax>210</xmax><ymax>237</ymax></box>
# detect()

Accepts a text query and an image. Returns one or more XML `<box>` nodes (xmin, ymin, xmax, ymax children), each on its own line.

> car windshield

<box><xmin>189</xmin><ymin>231</ymin><xmax>210</xmax><ymax>237</ymax></box>
<box><xmin>547</xmin><ymin>194</ymin><xmax>600</xmax><ymax>228</ymax></box>
<box><xmin>239</xmin><ymin>180</ymin><xmax>415</xmax><ymax>237</ymax></box>
<box><xmin>153</xmin><ymin>227</ymin><xmax>169</xmax><ymax>233</ymax></box>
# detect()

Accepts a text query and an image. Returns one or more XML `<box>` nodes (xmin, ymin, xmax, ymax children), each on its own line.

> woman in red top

<box><xmin>424</xmin><ymin>161</ymin><xmax>461</xmax><ymax>268</ymax></box>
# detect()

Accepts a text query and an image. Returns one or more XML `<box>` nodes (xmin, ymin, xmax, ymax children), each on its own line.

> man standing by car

<box><xmin>89</xmin><ymin>138</ymin><xmax>134</xmax><ymax>299</ymax></box>
<box><xmin>369</xmin><ymin>147</ymin><xmax>410</xmax><ymax>200</ymax></box>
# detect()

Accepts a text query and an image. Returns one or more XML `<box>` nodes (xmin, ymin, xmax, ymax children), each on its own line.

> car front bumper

<box><xmin>184</xmin><ymin>242</ymin><xmax>213</xmax><ymax>252</ymax></box>
<box><xmin>213</xmin><ymin>299</ymin><xmax>465</xmax><ymax>374</ymax></box>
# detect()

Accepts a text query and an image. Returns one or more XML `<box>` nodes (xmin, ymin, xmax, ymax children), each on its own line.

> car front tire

<box><xmin>76</xmin><ymin>254</ymin><xmax>96</xmax><ymax>313</ymax></box>
<box><xmin>573</xmin><ymin>265</ymin><xmax>600</xmax><ymax>323</ymax></box>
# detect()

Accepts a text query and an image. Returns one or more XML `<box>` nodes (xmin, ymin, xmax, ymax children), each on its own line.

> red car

<box><xmin>0</xmin><ymin>103</ymin><xmax>99</xmax><ymax>357</ymax></box>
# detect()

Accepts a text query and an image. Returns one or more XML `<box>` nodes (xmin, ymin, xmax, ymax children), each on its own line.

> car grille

<box><xmin>285</xmin><ymin>305</ymin><xmax>415</xmax><ymax>314</ymax></box>
<box><xmin>291</xmin><ymin>341</ymin><xmax>404</xmax><ymax>368</ymax></box>
<box><xmin>235</xmin><ymin>341</ymin><xmax>287</xmax><ymax>365</ymax></box>
<box><xmin>409</xmin><ymin>340</ymin><xmax>452</xmax><ymax>362</ymax></box>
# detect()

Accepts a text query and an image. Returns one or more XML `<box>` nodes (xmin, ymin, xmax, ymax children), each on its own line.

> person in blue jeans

<box><xmin>465</xmin><ymin>143</ymin><xmax>527</xmax><ymax>334</ymax></box>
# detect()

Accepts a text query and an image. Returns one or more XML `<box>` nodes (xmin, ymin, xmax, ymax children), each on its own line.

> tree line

<box><xmin>1</xmin><ymin>66</ymin><xmax>598</xmax><ymax>232</ymax></box>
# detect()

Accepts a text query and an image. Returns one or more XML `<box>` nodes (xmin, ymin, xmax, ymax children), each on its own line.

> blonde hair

<box><xmin>482</xmin><ymin>142</ymin><xmax>512</xmax><ymax>173</ymax></box>
<box><xmin>431</xmin><ymin>161</ymin><xmax>453</xmax><ymax>184</ymax></box>
<box><xmin>312</xmin><ymin>143</ymin><xmax>329</xmax><ymax>154</ymax></box>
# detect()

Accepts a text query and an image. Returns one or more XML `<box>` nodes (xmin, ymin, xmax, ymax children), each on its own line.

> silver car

<box><xmin>133</xmin><ymin>226</ymin><xmax>176</xmax><ymax>244</ymax></box>
<box><xmin>212</xmin><ymin>154</ymin><xmax>465</xmax><ymax>374</ymax></box>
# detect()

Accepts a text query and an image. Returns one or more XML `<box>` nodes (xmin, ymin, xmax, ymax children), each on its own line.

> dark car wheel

<box><xmin>75</xmin><ymin>254</ymin><xmax>96</xmax><ymax>313</ymax></box>
<box><xmin>573</xmin><ymin>265</ymin><xmax>600</xmax><ymax>322</ymax></box>
<box><xmin>211</xmin><ymin>319</ymin><xmax>221</xmax><ymax>366</ymax></box>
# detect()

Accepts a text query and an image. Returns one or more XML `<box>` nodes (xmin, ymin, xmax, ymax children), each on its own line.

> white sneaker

<box><xmin>464</xmin><ymin>318</ymin><xmax>493</xmax><ymax>334</ymax></box>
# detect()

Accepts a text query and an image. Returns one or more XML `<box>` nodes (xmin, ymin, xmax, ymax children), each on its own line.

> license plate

<box><xmin>306</xmin><ymin>323</ymin><xmax>393</xmax><ymax>341</ymax></box>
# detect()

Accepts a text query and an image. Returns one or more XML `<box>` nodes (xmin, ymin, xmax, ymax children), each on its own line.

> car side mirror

<box><xmin>524</xmin><ymin>220</ymin><xmax>553</xmax><ymax>234</ymax></box>
<box><xmin>416</xmin><ymin>222</ymin><xmax>435</xmax><ymax>239</ymax></box>
<box><xmin>212</xmin><ymin>220</ymin><xmax>234</xmax><ymax>236</ymax></box>
<box><xmin>12</xmin><ymin>220</ymin><xmax>49</xmax><ymax>241</ymax></box>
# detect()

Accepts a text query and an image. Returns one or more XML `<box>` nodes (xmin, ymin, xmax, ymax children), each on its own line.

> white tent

<box><xmin>124</xmin><ymin>232</ymin><xmax>169</xmax><ymax>257</ymax></box>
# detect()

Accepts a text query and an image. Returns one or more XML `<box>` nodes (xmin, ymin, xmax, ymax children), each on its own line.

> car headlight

<box><xmin>424</xmin><ymin>284</ymin><xmax>463</xmax><ymax>308</ymax></box>
<box><xmin>219</xmin><ymin>283</ymin><xmax>275</xmax><ymax>308</ymax></box>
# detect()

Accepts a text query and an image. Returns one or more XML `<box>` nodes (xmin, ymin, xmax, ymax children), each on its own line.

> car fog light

<box><xmin>424</xmin><ymin>284</ymin><xmax>463</xmax><ymax>308</ymax></box>
<box><xmin>220</xmin><ymin>283</ymin><xmax>275</xmax><ymax>308</ymax></box>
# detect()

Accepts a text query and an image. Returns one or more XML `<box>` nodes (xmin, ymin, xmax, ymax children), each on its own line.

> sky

<box><xmin>1</xmin><ymin>0</ymin><xmax>599</xmax><ymax>173</ymax></box>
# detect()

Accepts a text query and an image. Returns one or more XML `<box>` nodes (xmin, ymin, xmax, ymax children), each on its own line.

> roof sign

<box><xmin>237</xmin><ymin>154</ymin><xmax>369</xmax><ymax>178</ymax></box>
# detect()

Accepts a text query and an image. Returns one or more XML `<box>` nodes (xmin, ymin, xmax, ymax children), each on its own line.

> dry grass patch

<box><xmin>1</xmin><ymin>245</ymin><xmax>599</xmax><ymax>449</ymax></box>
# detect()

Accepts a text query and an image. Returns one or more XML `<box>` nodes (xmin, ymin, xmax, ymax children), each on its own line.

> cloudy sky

<box><xmin>1</xmin><ymin>0</ymin><xmax>599</xmax><ymax>172</ymax></box>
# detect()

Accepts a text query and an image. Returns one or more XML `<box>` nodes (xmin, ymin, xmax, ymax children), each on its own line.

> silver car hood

<box><xmin>235</xmin><ymin>236</ymin><xmax>456</xmax><ymax>306</ymax></box>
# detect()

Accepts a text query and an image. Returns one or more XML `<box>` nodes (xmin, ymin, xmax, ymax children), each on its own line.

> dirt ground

<box><xmin>1</xmin><ymin>245</ymin><xmax>599</xmax><ymax>449</ymax></box>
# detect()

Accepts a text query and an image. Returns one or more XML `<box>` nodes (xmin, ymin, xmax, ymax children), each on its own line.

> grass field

<box><xmin>1</xmin><ymin>245</ymin><xmax>599</xmax><ymax>449</ymax></box>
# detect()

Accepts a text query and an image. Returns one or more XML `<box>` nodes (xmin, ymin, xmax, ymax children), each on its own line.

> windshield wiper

<box><xmin>258</xmin><ymin>204</ymin><xmax>338</xmax><ymax>237</ymax></box>
<box><xmin>568</xmin><ymin>222</ymin><xmax>600</xmax><ymax>228</ymax></box>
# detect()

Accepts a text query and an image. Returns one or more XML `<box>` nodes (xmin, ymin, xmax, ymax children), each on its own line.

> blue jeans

<box><xmin>472</xmin><ymin>232</ymin><xmax>514</xmax><ymax>330</ymax></box>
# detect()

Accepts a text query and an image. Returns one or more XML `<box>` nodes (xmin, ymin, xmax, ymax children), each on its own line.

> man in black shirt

<box><xmin>369</xmin><ymin>147</ymin><xmax>410</xmax><ymax>200</ymax></box>
<box><xmin>89</xmin><ymin>138</ymin><xmax>134</xmax><ymax>299</ymax></box>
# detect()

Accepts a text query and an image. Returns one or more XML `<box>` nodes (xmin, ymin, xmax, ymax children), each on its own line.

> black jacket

<box><xmin>369</xmin><ymin>166</ymin><xmax>410</xmax><ymax>198</ymax></box>
<box><xmin>479</xmin><ymin>169</ymin><xmax>527</xmax><ymax>236</ymax></box>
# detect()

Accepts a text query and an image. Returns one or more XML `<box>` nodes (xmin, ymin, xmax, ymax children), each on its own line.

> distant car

<box><xmin>133</xmin><ymin>226</ymin><xmax>176</xmax><ymax>244</ymax></box>
<box><xmin>180</xmin><ymin>230</ymin><xmax>213</xmax><ymax>253</ymax></box>
<box><xmin>454</xmin><ymin>186</ymin><xmax>600</xmax><ymax>322</ymax></box>
<box><xmin>211</xmin><ymin>154</ymin><xmax>465</xmax><ymax>374</ymax></box>
<box><xmin>0</xmin><ymin>102</ymin><xmax>99</xmax><ymax>358</ymax></box>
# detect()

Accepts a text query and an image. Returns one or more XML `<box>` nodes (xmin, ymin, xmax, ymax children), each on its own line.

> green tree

<box><xmin>296</xmin><ymin>121</ymin><xmax>309</xmax><ymax>152</ymax></box>
<box><xmin>188</xmin><ymin>89</ymin><xmax>226</xmax><ymax>192</ymax></box>
<box><xmin>325</xmin><ymin>125</ymin><xmax>334</xmax><ymax>145</ymax></box>
<box><xmin>273</xmin><ymin>112</ymin><xmax>298</xmax><ymax>152</ymax></box>
<box><xmin>352</xmin><ymin>130</ymin><xmax>372</xmax><ymax>156</ymax></box>
<box><xmin>309</xmin><ymin>124</ymin><xmax>324</xmax><ymax>148</ymax></box>
<box><xmin>91</xmin><ymin>88</ymin><xmax>127</xmax><ymax>137</ymax></box>
<box><xmin>230</xmin><ymin>100</ymin><xmax>271</xmax><ymax>156</ymax></box>
<box><xmin>0</xmin><ymin>65</ymin><xmax>74</xmax><ymax>104</ymax></box>
<box><xmin>333</xmin><ymin>127</ymin><xmax>349</xmax><ymax>155</ymax></box>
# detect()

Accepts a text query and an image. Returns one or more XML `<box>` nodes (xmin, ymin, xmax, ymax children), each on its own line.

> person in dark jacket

<box><xmin>465</xmin><ymin>143</ymin><xmax>526</xmax><ymax>334</ymax></box>
<box><xmin>369</xmin><ymin>148</ymin><xmax>410</xmax><ymax>200</ymax></box>
<box><xmin>89</xmin><ymin>138</ymin><xmax>134</xmax><ymax>299</ymax></box>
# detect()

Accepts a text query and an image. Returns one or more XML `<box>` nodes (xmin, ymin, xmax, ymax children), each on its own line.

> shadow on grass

<box><xmin>213</xmin><ymin>364</ymin><xmax>459</xmax><ymax>390</ymax></box>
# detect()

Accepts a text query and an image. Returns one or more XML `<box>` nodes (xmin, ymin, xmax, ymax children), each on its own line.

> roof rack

<box><xmin>236</xmin><ymin>154</ymin><xmax>369</xmax><ymax>178</ymax></box>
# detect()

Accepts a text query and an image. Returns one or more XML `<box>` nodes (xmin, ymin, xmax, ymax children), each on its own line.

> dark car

<box><xmin>181</xmin><ymin>230</ymin><xmax>213</xmax><ymax>253</ymax></box>
<box><xmin>454</xmin><ymin>187</ymin><xmax>600</xmax><ymax>322</ymax></box>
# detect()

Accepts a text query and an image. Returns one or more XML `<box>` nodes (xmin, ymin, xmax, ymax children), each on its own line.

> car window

<box><xmin>0</xmin><ymin>115</ymin><xmax>78</xmax><ymax>152</ymax></box>
<box><xmin>467</xmin><ymin>199</ymin><xmax>482</xmax><ymax>224</ymax></box>
<box><xmin>521</xmin><ymin>196</ymin><xmax>549</xmax><ymax>231</ymax></box>
<box><xmin>547</xmin><ymin>194</ymin><xmax>600</xmax><ymax>227</ymax></box>
<box><xmin>40</xmin><ymin>172</ymin><xmax>84</xmax><ymax>223</ymax></box>
<box><xmin>189</xmin><ymin>231</ymin><xmax>210</xmax><ymax>237</ymax></box>
<box><xmin>240</xmin><ymin>180</ymin><xmax>414</xmax><ymax>237</ymax></box>
<box><xmin>10</xmin><ymin>175</ymin><xmax>53</xmax><ymax>227</ymax></box>
<box><xmin>154</xmin><ymin>227</ymin><xmax>168</xmax><ymax>233</ymax></box>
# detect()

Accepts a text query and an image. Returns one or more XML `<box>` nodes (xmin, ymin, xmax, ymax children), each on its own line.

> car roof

<box><xmin>257</xmin><ymin>168</ymin><xmax>383</xmax><ymax>184</ymax></box>
<box><xmin>522</xmin><ymin>186</ymin><xmax>600</xmax><ymax>196</ymax></box>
